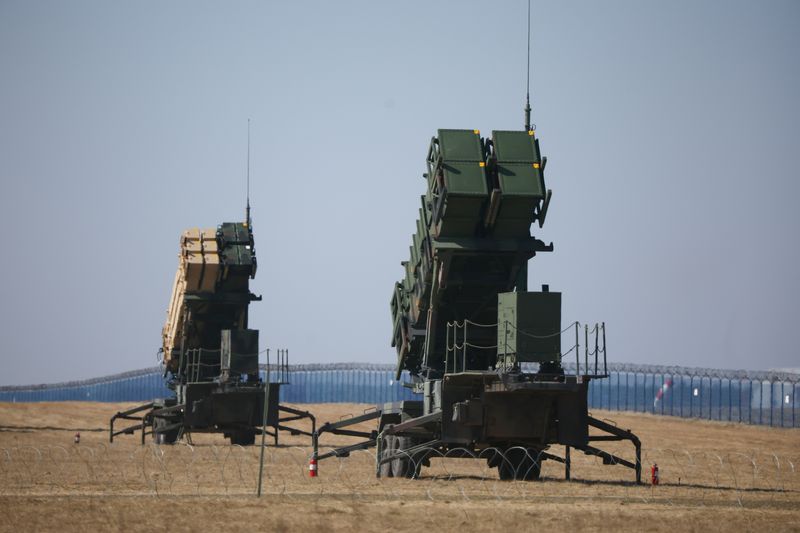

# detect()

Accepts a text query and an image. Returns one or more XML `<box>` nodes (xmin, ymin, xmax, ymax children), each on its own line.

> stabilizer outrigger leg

<box><xmin>312</xmin><ymin>409</ymin><xmax>381</xmax><ymax>462</ymax></box>
<box><xmin>273</xmin><ymin>404</ymin><xmax>316</xmax><ymax>445</ymax></box>
<box><xmin>576</xmin><ymin>415</ymin><xmax>642</xmax><ymax>483</ymax></box>
<box><xmin>109</xmin><ymin>402</ymin><xmax>155</xmax><ymax>444</ymax></box>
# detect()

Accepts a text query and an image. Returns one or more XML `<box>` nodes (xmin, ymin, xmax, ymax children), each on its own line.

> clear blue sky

<box><xmin>1</xmin><ymin>0</ymin><xmax>798</xmax><ymax>385</ymax></box>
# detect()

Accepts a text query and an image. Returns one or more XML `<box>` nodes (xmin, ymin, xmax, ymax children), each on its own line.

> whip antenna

<box><xmin>524</xmin><ymin>0</ymin><xmax>533</xmax><ymax>132</ymax></box>
<box><xmin>246</xmin><ymin>118</ymin><xmax>251</xmax><ymax>226</ymax></box>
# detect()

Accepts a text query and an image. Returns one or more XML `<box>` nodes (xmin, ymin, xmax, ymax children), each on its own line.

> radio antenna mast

<box><xmin>524</xmin><ymin>0</ymin><xmax>533</xmax><ymax>132</ymax></box>
<box><xmin>246</xmin><ymin>118</ymin><xmax>251</xmax><ymax>227</ymax></box>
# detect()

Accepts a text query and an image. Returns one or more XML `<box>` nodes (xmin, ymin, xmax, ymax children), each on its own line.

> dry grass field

<box><xmin>1</xmin><ymin>402</ymin><xmax>798</xmax><ymax>532</ymax></box>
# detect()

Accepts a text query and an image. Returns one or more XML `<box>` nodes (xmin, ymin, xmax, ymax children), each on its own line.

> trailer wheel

<box><xmin>378</xmin><ymin>425</ymin><xmax>396</xmax><ymax>478</ymax></box>
<box><xmin>392</xmin><ymin>436</ymin><xmax>422</xmax><ymax>479</ymax></box>
<box><xmin>497</xmin><ymin>448</ymin><xmax>541</xmax><ymax>481</ymax></box>
<box><xmin>153</xmin><ymin>417</ymin><xmax>179</xmax><ymax>445</ymax></box>
<box><xmin>229</xmin><ymin>430</ymin><xmax>256</xmax><ymax>446</ymax></box>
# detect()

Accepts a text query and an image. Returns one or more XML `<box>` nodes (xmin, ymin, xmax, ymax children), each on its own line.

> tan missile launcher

<box><xmin>162</xmin><ymin>227</ymin><xmax>223</xmax><ymax>369</ymax></box>
<box><xmin>110</xmin><ymin>218</ymin><xmax>315</xmax><ymax>447</ymax></box>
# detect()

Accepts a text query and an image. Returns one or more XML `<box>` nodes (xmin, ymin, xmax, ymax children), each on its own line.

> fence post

<box><xmin>602</xmin><ymin>322</ymin><xmax>607</xmax><ymax>376</ymax></box>
<box><xmin>769</xmin><ymin>381</ymin><xmax>774</xmax><ymax>427</ymax></box>
<box><xmin>727</xmin><ymin>378</ymin><xmax>732</xmax><ymax>422</ymax></box>
<box><xmin>757</xmin><ymin>380</ymin><xmax>762</xmax><ymax>426</ymax></box>
<box><xmin>709</xmin><ymin>376</ymin><xmax>714</xmax><ymax>421</ymax></box>
<box><xmin>703</xmin><ymin>376</ymin><xmax>708</xmax><ymax>419</ymax></box>
<box><xmin>737</xmin><ymin>377</ymin><xmax>742</xmax><ymax>423</ymax></box>
<box><xmin>584</xmin><ymin>324</ymin><xmax>588</xmax><ymax>377</ymax></box>
<box><xmin>651</xmin><ymin>374</ymin><xmax>656</xmax><ymax>415</ymax></box>
<box><xmin>572</xmin><ymin>322</ymin><xmax>579</xmax><ymax>376</ymax></box>
<box><xmin>624</xmin><ymin>372</ymin><xmax>628</xmax><ymax>412</ymax></box>
<box><xmin>445</xmin><ymin>323</ymin><xmax>450</xmax><ymax>374</ymax></box>
<box><xmin>463</xmin><ymin>321</ymin><xmax>468</xmax><ymax>373</ymax></box>
<box><xmin>602</xmin><ymin>374</ymin><xmax>606</xmax><ymax>410</ymax></box>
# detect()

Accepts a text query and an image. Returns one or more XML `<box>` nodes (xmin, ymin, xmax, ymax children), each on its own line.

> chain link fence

<box><xmin>1</xmin><ymin>363</ymin><xmax>797</xmax><ymax>427</ymax></box>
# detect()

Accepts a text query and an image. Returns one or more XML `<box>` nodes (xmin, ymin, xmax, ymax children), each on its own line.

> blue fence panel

<box><xmin>1</xmin><ymin>364</ymin><xmax>797</xmax><ymax>428</ymax></box>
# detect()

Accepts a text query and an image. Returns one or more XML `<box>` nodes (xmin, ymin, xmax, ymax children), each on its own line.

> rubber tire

<box><xmin>497</xmin><ymin>448</ymin><xmax>541</xmax><ymax>481</ymax></box>
<box><xmin>392</xmin><ymin>436</ymin><xmax>422</xmax><ymax>479</ymax></box>
<box><xmin>378</xmin><ymin>425</ymin><xmax>396</xmax><ymax>478</ymax></box>
<box><xmin>526</xmin><ymin>459</ymin><xmax>542</xmax><ymax>481</ymax></box>
<box><xmin>153</xmin><ymin>417</ymin><xmax>179</xmax><ymax>445</ymax></box>
<box><xmin>229</xmin><ymin>430</ymin><xmax>256</xmax><ymax>446</ymax></box>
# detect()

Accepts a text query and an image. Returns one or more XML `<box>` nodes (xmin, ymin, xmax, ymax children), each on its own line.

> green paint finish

<box><xmin>492</xmin><ymin>201</ymin><xmax>539</xmax><ymax>238</ymax></box>
<box><xmin>491</xmin><ymin>130</ymin><xmax>540</xmax><ymax>162</ymax></box>
<box><xmin>442</xmin><ymin>162</ymin><xmax>488</xmax><ymax>196</ymax></box>
<box><xmin>497</xmin><ymin>291</ymin><xmax>562</xmax><ymax>366</ymax></box>
<box><xmin>392</xmin><ymin>128</ymin><xmax>556</xmax><ymax>379</ymax></box>
<box><xmin>496</xmin><ymin>163</ymin><xmax>544</xmax><ymax>197</ymax></box>
<box><xmin>221</xmin><ymin>244</ymin><xmax>253</xmax><ymax>267</ymax></box>
<box><xmin>490</xmin><ymin>130</ymin><xmax>546</xmax><ymax>237</ymax></box>
<box><xmin>438</xmin><ymin>129</ymin><xmax>483</xmax><ymax>161</ymax></box>
<box><xmin>219</xmin><ymin>222</ymin><xmax>250</xmax><ymax>245</ymax></box>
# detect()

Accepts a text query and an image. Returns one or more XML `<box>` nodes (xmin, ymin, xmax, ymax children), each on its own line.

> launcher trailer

<box><xmin>110</xmin><ymin>217</ymin><xmax>314</xmax><ymax>446</ymax></box>
<box><xmin>313</xmin><ymin>128</ymin><xmax>641</xmax><ymax>482</ymax></box>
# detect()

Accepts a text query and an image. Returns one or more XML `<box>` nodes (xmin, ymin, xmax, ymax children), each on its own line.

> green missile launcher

<box><xmin>391</xmin><ymin>128</ymin><xmax>553</xmax><ymax>380</ymax></box>
<box><xmin>317</xmin><ymin>126</ymin><xmax>641</xmax><ymax>484</ymax></box>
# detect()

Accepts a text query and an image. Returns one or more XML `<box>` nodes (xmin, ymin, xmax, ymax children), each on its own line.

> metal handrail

<box><xmin>446</xmin><ymin>319</ymin><xmax>608</xmax><ymax>377</ymax></box>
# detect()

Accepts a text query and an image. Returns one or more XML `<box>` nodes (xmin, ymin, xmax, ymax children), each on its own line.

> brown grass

<box><xmin>1</xmin><ymin>402</ymin><xmax>798</xmax><ymax>532</ymax></box>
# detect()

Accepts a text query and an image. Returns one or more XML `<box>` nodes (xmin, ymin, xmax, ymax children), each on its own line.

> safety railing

<box><xmin>444</xmin><ymin>319</ymin><xmax>498</xmax><ymax>374</ymax></box>
<box><xmin>182</xmin><ymin>348</ymin><xmax>221</xmax><ymax>383</ymax></box>
<box><xmin>263</xmin><ymin>348</ymin><xmax>291</xmax><ymax>385</ymax></box>
<box><xmin>445</xmin><ymin>320</ymin><xmax>608</xmax><ymax>377</ymax></box>
<box><xmin>180</xmin><ymin>348</ymin><xmax>288</xmax><ymax>385</ymax></box>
